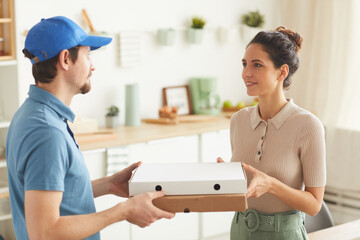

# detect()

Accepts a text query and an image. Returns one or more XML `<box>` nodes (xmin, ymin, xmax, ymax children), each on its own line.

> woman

<box><xmin>218</xmin><ymin>27</ymin><xmax>326</xmax><ymax>239</ymax></box>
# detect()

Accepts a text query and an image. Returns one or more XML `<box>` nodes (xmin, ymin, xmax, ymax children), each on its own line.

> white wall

<box><xmin>14</xmin><ymin>0</ymin><xmax>280</xmax><ymax>126</ymax></box>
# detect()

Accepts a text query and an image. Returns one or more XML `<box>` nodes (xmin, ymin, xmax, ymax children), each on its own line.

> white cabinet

<box><xmin>82</xmin><ymin>149</ymin><xmax>107</xmax><ymax>180</ymax></box>
<box><xmin>0</xmin><ymin>218</ymin><xmax>15</xmax><ymax>240</ymax></box>
<box><xmin>82</xmin><ymin>135</ymin><xmax>200</xmax><ymax>240</ymax></box>
<box><xmin>129</xmin><ymin>135</ymin><xmax>199</xmax><ymax>164</ymax></box>
<box><xmin>82</xmin><ymin>148</ymin><xmax>131</xmax><ymax>240</ymax></box>
<box><xmin>200</xmin><ymin>130</ymin><xmax>231</xmax><ymax>163</ymax></box>
<box><xmin>131</xmin><ymin>214</ymin><xmax>199</xmax><ymax>240</ymax></box>
<box><xmin>81</xmin><ymin>131</ymin><xmax>234</xmax><ymax>240</ymax></box>
<box><xmin>0</xmin><ymin>123</ymin><xmax>14</xmax><ymax>240</ymax></box>
<box><xmin>200</xmin><ymin>130</ymin><xmax>234</xmax><ymax>239</ymax></box>
<box><xmin>0</xmin><ymin>154</ymin><xmax>15</xmax><ymax>240</ymax></box>
<box><xmin>0</xmin><ymin>64</ymin><xmax>19</xmax><ymax>127</ymax></box>
<box><xmin>128</xmin><ymin>135</ymin><xmax>200</xmax><ymax>240</ymax></box>
<box><xmin>0</xmin><ymin>7</ymin><xmax>23</xmax><ymax>239</ymax></box>
<box><xmin>95</xmin><ymin>194</ymin><xmax>131</xmax><ymax>240</ymax></box>
<box><xmin>0</xmin><ymin>50</ymin><xmax>19</xmax><ymax>240</ymax></box>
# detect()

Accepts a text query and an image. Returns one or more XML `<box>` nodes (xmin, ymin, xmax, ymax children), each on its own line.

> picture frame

<box><xmin>162</xmin><ymin>85</ymin><xmax>192</xmax><ymax>115</ymax></box>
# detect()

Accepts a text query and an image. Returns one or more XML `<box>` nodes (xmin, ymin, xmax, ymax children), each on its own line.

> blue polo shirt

<box><xmin>6</xmin><ymin>85</ymin><xmax>100</xmax><ymax>240</ymax></box>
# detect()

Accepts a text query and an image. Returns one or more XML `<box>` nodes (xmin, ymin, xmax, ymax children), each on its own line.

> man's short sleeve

<box><xmin>23</xmin><ymin>127</ymin><xmax>68</xmax><ymax>191</ymax></box>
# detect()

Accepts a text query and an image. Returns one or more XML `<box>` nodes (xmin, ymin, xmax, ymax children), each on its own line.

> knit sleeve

<box><xmin>296</xmin><ymin>114</ymin><xmax>326</xmax><ymax>187</ymax></box>
<box><xmin>230</xmin><ymin>113</ymin><xmax>236</xmax><ymax>153</ymax></box>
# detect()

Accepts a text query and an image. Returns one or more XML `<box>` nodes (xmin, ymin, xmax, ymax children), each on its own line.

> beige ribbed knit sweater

<box><xmin>230</xmin><ymin>99</ymin><xmax>326</xmax><ymax>213</ymax></box>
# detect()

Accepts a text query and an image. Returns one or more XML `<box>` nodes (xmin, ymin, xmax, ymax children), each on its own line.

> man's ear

<box><xmin>278</xmin><ymin>64</ymin><xmax>289</xmax><ymax>81</ymax></box>
<box><xmin>58</xmin><ymin>49</ymin><xmax>70</xmax><ymax>70</ymax></box>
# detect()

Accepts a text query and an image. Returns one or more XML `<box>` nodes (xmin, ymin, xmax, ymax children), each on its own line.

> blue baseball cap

<box><xmin>24</xmin><ymin>16</ymin><xmax>112</xmax><ymax>64</ymax></box>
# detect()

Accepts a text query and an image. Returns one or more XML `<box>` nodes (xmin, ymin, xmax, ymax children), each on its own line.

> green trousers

<box><xmin>230</xmin><ymin>209</ymin><xmax>309</xmax><ymax>240</ymax></box>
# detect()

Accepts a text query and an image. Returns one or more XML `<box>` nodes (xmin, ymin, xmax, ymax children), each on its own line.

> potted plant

<box><xmin>241</xmin><ymin>10</ymin><xmax>265</xmax><ymax>44</ymax></box>
<box><xmin>157</xmin><ymin>28</ymin><xmax>176</xmax><ymax>46</ymax></box>
<box><xmin>187</xmin><ymin>17</ymin><xmax>206</xmax><ymax>44</ymax></box>
<box><xmin>105</xmin><ymin>105</ymin><xmax>119</xmax><ymax>128</ymax></box>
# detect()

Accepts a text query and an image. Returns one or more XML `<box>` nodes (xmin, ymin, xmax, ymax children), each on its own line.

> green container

<box><xmin>189</xmin><ymin>78</ymin><xmax>221</xmax><ymax>116</ymax></box>
<box><xmin>125</xmin><ymin>83</ymin><xmax>141</xmax><ymax>126</ymax></box>
<box><xmin>187</xmin><ymin>28</ymin><xmax>204</xmax><ymax>44</ymax></box>
<box><xmin>158</xmin><ymin>28</ymin><xmax>176</xmax><ymax>46</ymax></box>
<box><xmin>200</xmin><ymin>77</ymin><xmax>217</xmax><ymax>92</ymax></box>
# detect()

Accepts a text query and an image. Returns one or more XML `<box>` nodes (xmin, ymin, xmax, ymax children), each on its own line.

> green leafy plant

<box><xmin>242</xmin><ymin>10</ymin><xmax>265</xmax><ymax>28</ymax></box>
<box><xmin>191</xmin><ymin>17</ymin><xmax>206</xmax><ymax>29</ymax></box>
<box><xmin>106</xmin><ymin>105</ymin><xmax>119</xmax><ymax>117</ymax></box>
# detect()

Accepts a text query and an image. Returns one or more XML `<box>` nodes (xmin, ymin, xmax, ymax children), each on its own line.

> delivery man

<box><xmin>6</xmin><ymin>16</ymin><xmax>174</xmax><ymax>240</ymax></box>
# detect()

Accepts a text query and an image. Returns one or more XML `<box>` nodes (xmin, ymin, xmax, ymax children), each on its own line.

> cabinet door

<box><xmin>130</xmin><ymin>213</ymin><xmax>199</xmax><ymax>240</ymax></box>
<box><xmin>0</xmin><ymin>219</ymin><xmax>16</xmax><ymax>240</ymax></box>
<box><xmin>130</xmin><ymin>135</ymin><xmax>199</xmax><ymax>164</ymax></box>
<box><xmin>200</xmin><ymin>130</ymin><xmax>231</xmax><ymax>163</ymax></box>
<box><xmin>200</xmin><ymin>130</ymin><xmax>234</xmax><ymax>238</ymax></box>
<box><xmin>95</xmin><ymin>195</ymin><xmax>131</xmax><ymax>240</ymax></box>
<box><xmin>82</xmin><ymin>149</ymin><xmax>107</xmax><ymax>180</ymax></box>
<box><xmin>128</xmin><ymin>135</ymin><xmax>200</xmax><ymax>240</ymax></box>
<box><xmin>82</xmin><ymin>149</ymin><xmax>131</xmax><ymax>240</ymax></box>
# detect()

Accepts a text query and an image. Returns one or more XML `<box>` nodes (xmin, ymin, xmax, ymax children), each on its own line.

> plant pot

<box><xmin>187</xmin><ymin>28</ymin><xmax>204</xmax><ymax>44</ymax></box>
<box><xmin>241</xmin><ymin>25</ymin><xmax>262</xmax><ymax>45</ymax></box>
<box><xmin>217</xmin><ymin>26</ymin><xmax>229</xmax><ymax>44</ymax></box>
<box><xmin>106</xmin><ymin>116</ymin><xmax>119</xmax><ymax>129</ymax></box>
<box><xmin>158</xmin><ymin>28</ymin><xmax>176</xmax><ymax>46</ymax></box>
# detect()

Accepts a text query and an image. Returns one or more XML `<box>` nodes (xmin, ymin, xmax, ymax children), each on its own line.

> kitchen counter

<box><xmin>76</xmin><ymin>115</ymin><xmax>231</xmax><ymax>151</ymax></box>
<box><xmin>308</xmin><ymin>219</ymin><xmax>360</xmax><ymax>240</ymax></box>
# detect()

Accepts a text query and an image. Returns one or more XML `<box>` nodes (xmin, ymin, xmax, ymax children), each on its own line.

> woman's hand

<box><xmin>216</xmin><ymin>159</ymin><xmax>275</xmax><ymax>199</ymax></box>
<box><xmin>242</xmin><ymin>163</ymin><xmax>275</xmax><ymax>198</ymax></box>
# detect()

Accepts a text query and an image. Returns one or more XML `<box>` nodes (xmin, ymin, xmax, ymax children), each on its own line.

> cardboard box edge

<box><xmin>153</xmin><ymin>193</ymin><xmax>248</xmax><ymax>213</ymax></box>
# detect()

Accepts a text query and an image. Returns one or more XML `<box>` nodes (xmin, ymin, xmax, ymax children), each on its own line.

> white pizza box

<box><xmin>129</xmin><ymin>162</ymin><xmax>247</xmax><ymax>196</ymax></box>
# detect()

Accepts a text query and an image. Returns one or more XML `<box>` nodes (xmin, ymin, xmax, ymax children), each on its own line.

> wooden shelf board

<box><xmin>0</xmin><ymin>55</ymin><xmax>15</xmax><ymax>61</ymax></box>
<box><xmin>0</xmin><ymin>18</ymin><xmax>12</xmax><ymax>23</ymax></box>
<box><xmin>0</xmin><ymin>120</ymin><xmax>11</xmax><ymax>128</ymax></box>
<box><xmin>0</xmin><ymin>60</ymin><xmax>16</xmax><ymax>66</ymax></box>
<box><xmin>0</xmin><ymin>190</ymin><xmax>9</xmax><ymax>199</ymax></box>
<box><xmin>0</xmin><ymin>159</ymin><xmax>6</xmax><ymax>168</ymax></box>
<box><xmin>0</xmin><ymin>214</ymin><xmax>12</xmax><ymax>221</ymax></box>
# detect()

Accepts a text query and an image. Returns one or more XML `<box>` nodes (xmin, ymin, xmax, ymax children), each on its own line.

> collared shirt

<box><xmin>6</xmin><ymin>85</ymin><xmax>99</xmax><ymax>240</ymax></box>
<box><xmin>230</xmin><ymin>99</ymin><xmax>326</xmax><ymax>213</ymax></box>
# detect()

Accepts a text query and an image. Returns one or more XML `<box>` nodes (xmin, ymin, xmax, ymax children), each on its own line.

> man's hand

<box><xmin>109</xmin><ymin>161</ymin><xmax>142</xmax><ymax>198</ymax></box>
<box><xmin>242</xmin><ymin>162</ymin><xmax>274</xmax><ymax>198</ymax></box>
<box><xmin>121</xmin><ymin>191</ymin><xmax>175</xmax><ymax>228</ymax></box>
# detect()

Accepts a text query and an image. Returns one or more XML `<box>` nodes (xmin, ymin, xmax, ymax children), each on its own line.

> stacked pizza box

<box><xmin>129</xmin><ymin>162</ymin><xmax>247</xmax><ymax>213</ymax></box>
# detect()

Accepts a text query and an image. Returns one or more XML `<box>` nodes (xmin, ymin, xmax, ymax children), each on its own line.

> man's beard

<box><xmin>80</xmin><ymin>82</ymin><xmax>91</xmax><ymax>94</ymax></box>
<box><xmin>81</xmin><ymin>72</ymin><xmax>92</xmax><ymax>94</ymax></box>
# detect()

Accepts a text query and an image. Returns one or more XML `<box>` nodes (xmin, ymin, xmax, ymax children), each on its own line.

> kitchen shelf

<box><xmin>0</xmin><ymin>180</ymin><xmax>9</xmax><ymax>199</ymax></box>
<box><xmin>0</xmin><ymin>159</ymin><xmax>6</xmax><ymax>168</ymax></box>
<box><xmin>0</xmin><ymin>18</ymin><xmax>11</xmax><ymax>23</ymax></box>
<box><xmin>0</xmin><ymin>190</ymin><xmax>9</xmax><ymax>199</ymax></box>
<box><xmin>0</xmin><ymin>55</ymin><xmax>14</xmax><ymax>61</ymax></box>
<box><xmin>0</xmin><ymin>213</ymin><xmax>11</xmax><ymax>221</ymax></box>
<box><xmin>0</xmin><ymin>120</ymin><xmax>10</xmax><ymax>128</ymax></box>
<box><xmin>0</xmin><ymin>192</ymin><xmax>11</xmax><ymax>221</ymax></box>
<box><xmin>0</xmin><ymin>59</ymin><xmax>15</xmax><ymax>66</ymax></box>
<box><xmin>0</xmin><ymin>0</ymin><xmax>16</xmax><ymax>60</ymax></box>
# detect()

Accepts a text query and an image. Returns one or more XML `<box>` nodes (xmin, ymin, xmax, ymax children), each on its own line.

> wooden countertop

<box><xmin>76</xmin><ymin>115</ymin><xmax>231</xmax><ymax>151</ymax></box>
<box><xmin>308</xmin><ymin>219</ymin><xmax>360</xmax><ymax>240</ymax></box>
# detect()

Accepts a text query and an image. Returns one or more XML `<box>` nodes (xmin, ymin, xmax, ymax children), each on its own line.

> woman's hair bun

<box><xmin>274</xmin><ymin>26</ymin><xmax>303</xmax><ymax>52</ymax></box>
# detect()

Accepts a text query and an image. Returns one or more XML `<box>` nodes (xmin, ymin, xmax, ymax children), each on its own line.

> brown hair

<box><xmin>248</xmin><ymin>26</ymin><xmax>303</xmax><ymax>89</ymax></box>
<box><xmin>23</xmin><ymin>46</ymin><xmax>81</xmax><ymax>84</ymax></box>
